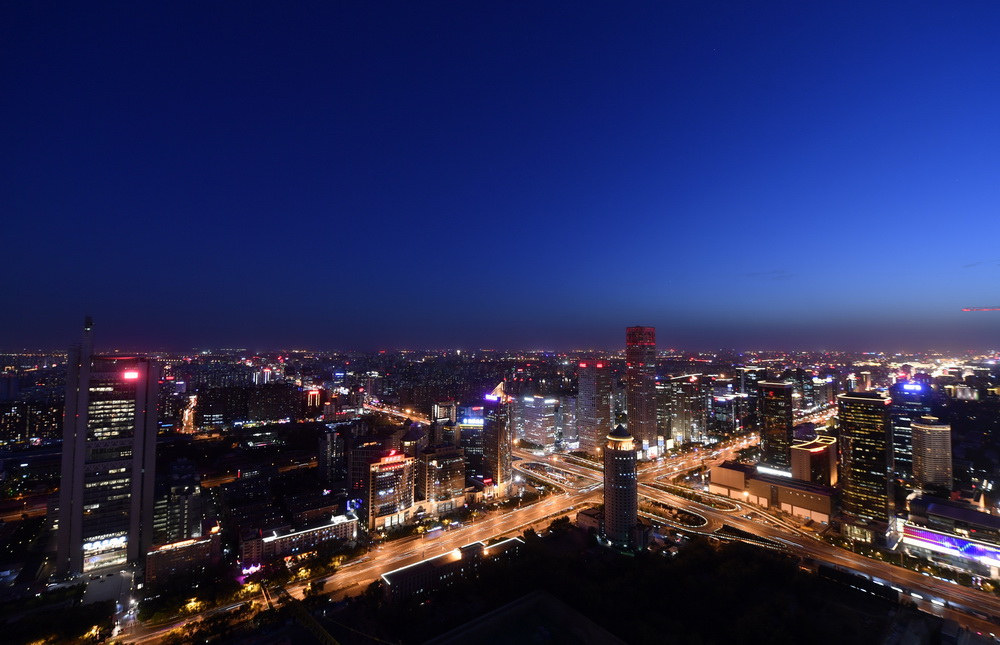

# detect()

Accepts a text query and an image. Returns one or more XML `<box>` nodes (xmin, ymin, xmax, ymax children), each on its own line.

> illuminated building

<box><xmin>365</xmin><ymin>451</ymin><xmax>416</xmax><ymax>530</ymax></box>
<box><xmin>556</xmin><ymin>395</ymin><xmax>577</xmax><ymax>448</ymax></box>
<box><xmin>709</xmin><ymin>461</ymin><xmax>834</xmax><ymax>524</ymax></box>
<box><xmin>516</xmin><ymin>395</ymin><xmax>559</xmax><ymax>451</ymax></box>
<box><xmin>602</xmin><ymin>424</ymin><xmax>640</xmax><ymax>548</ymax></box>
<box><xmin>56</xmin><ymin>318</ymin><xmax>160</xmax><ymax>574</ymax></box>
<box><xmin>418</xmin><ymin>444</ymin><xmax>466</xmax><ymax>516</ymax></box>
<box><xmin>837</xmin><ymin>392</ymin><xmax>891</xmax><ymax>524</ymax></box>
<box><xmin>432</xmin><ymin>401</ymin><xmax>458</xmax><ymax>424</ymax></box>
<box><xmin>319</xmin><ymin>422</ymin><xmax>352</xmax><ymax>482</ymax></box>
<box><xmin>625</xmin><ymin>326</ymin><xmax>658</xmax><ymax>454</ymax></box>
<box><xmin>239</xmin><ymin>514</ymin><xmax>358</xmax><ymax>563</ymax></box>
<box><xmin>145</xmin><ymin>527</ymin><xmax>221</xmax><ymax>585</ymax></box>
<box><xmin>903</xmin><ymin>496</ymin><xmax>1000</xmax><ymax>578</ymax></box>
<box><xmin>152</xmin><ymin>459</ymin><xmax>205</xmax><ymax>545</ymax></box>
<box><xmin>458</xmin><ymin>412</ymin><xmax>485</xmax><ymax>479</ymax></box>
<box><xmin>667</xmin><ymin>374</ymin><xmax>707</xmax><ymax>445</ymax></box>
<box><xmin>380</xmin><ymin>537</ymin><xmax>524</xmax><ymax>601</ymax></box>
<box><xmin>481</xmin><ymin>385</ymin><xmax>512</xmax><ymax>496</ymax></box>
<box><xmin>577</xmin><ymin>361</ymin><xmax>613</xmax><ymax>453</ymax></box>
<box><xmin>758</xmin><ymin>381</ymin><xmax>795</xmax><ymax>470</ymax></box>
<box><xmin>347</xmin><ymin>437</ymin><xmax>385</xmax><ymax>492</ymax></box>
<box><xmin>709</xmin><ymin>392</ymin><xmax>750</xmax><ymax>439</ymax></box>
<box><xmin>735</xmin><ymin>365</ymin><xmax>767</xmax><ymax>430</ymax></box>
<box><xmin>911</xmin><ymin>416</ymin><xmax>952</xmax><ymax>490</ymax></box>
<box><xmin>790</xmin><ymin>435</ymin><xmax>838</xmax><ymax>486</ymax></box>
<box><xmin>888</xmin><ymin>381</ymin><xmax>933</xmax><ymax>480</ymax></box>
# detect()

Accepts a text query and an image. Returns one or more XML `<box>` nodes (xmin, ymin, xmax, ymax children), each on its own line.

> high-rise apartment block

<box><xmin>625</xmin><ymin>326</ymin><xmax>658</xmax><ymax>454</ymax></box>
<box><xmin>57</xmin><ymin>319</ymin><xmax>160</xmax><ymax>574</ymax></box>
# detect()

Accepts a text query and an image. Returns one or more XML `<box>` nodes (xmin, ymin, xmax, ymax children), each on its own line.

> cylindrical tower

<box><xmin>602</xmin><ymin>424</ymin><xmax>638</xmax><ymax>548</ymax></box>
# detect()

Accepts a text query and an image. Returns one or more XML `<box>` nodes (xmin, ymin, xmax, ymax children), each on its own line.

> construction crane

<box><xmin>961</xmin><ymin>307</ymin><xmax>1000</xmax><ymax>312</ymax></box>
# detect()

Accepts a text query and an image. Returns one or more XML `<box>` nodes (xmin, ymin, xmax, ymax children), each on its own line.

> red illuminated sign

<box><xmin>123</xmin><ymin>370</ymin><xmax>140</xmax><ymax>380</ymax></box>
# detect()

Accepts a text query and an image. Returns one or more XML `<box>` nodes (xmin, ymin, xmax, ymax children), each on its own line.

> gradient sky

<box><xmin>3</xmin><ymin>2</ymin><xmax>1000</xmax><ymax>351</ymax></box>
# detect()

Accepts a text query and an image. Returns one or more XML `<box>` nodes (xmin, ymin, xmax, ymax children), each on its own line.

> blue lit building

<box><xmin>888</xmin><ymin>381</ymin><xmax>934</xmax><ymax>481</ymax></box>
<box><xmin>902</xmin><ymin>496</ymin><xmax>1000</xmax><ymax>579</ymax></box>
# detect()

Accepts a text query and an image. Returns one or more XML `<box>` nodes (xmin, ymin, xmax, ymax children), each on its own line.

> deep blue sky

<box><xmin>3</xmin><ymin>2</ymin><xmax>1000</xmax><ymax>351</ymax></box>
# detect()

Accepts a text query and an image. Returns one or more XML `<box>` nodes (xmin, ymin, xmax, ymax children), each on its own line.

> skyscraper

<box><xmin>482</xmin><ymin>384</ymin><xmax>512</xmax><ymax>496</ymax></box>
<box><xmin>888</xmin><ymin>381</ymin><xmax>934</xmax><ymax>480</ymax></box>
<box><xmin>837</xmin><ymin>392</ymin><xmax>891</xmax><ymax>524</ymax></box>
<box><xmin>516</xmin><ymin>395</ymin><xmax>559</xmax><ymax>451</ymax></box>
<box><xmin>57</xmin><ymin>319</ymin><xmax>160</xmax><ymax>574</ymax></box>
<box><xmin>625</xmin><ymin>326</ymin><xmax>657</xmax><ymax>454</ymax></box>
<box><xmin>667</xmin><ymin>374</ymin><xmax>708</xmax><ymax>445</ymax></box>
<box><xmin>602</xmin><ymin>424</ymin><xmax>638</xmax><ymax>549</ymax></box>
<box><xmin>758</xmin><ymin>381</ymin><xmax>795</xmax><ymax>470</ymax></box>
<box><xmin>911</xmin><ymin>416</ymin><xmax>952</xmax><ymax>490</ymax></box>
<box><xmin>577</xmin><ymin>361</ymin><xmax>613</xmax><ymax>453</ymax></box>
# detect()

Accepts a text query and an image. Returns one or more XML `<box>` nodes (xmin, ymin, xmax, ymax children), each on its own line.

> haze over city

<box><xmin>4</xmin><ymin>3</ymin><xmax>1000</xmax><ymax>351</ymax></box>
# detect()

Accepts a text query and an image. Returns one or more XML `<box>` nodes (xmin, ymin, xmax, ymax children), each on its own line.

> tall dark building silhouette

<box><xmin>888</xmin><ymin>381</ymin><xmax>933</xmax><ymax>480</ymax></box>
<box><xmin>57</xmin><ymin>319</ymin><xmax>160</xmax><ymax>574</ymax></box>
<box><xmin>625</xmin><ymin>326</ymin><xmax>657</xmax><ymax>454</ymax></box>
<box><xmin>758</xmin><ymin>381</ymin><xmax>794</xmax><ymax>470</ymax></box>
<box><xmin>602</xmin><ymin>424</ymin><xmax>638</xmax><ymax>548</ymax></box>
<box><xmin>482</xmin><ymin>384</ymin><xmax>512</xmax><ymax>497</ymax></box>
<box><xmin>838</xmin><ymin>392</ymin><xmax>891</xmax><ymax>524</ymax></box>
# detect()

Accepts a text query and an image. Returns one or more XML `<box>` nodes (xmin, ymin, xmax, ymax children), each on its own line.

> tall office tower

<box><xmin>735</xmin><ymin>366</ymin><xmax>767</xmax><ymax>429</ymax></box>
<box><xmin>482</xmin><ymin>385</ymin><xmax>513</xmax><ymax>496</ymax></box>
<box><xmin>577</xmin><ymin>361</ymin><xmax>613</xmax><ymax>453</ymax></box>
<box><xmin>57</xmin><ymin>319</ymin><xmax>160</xmax><ymax>574</ymax></box>
<box><xmin>458</xmin><ymin>416</ymin><xmax>485</xmax><ymax>479</ymax></box>
<box><xmin>152</xmin><ymin>459</ymin><xmax>205</xmax><ymax>545</ymax></box>
<box><xmin>625</xmin><ymin>326</ymin><xmax>658</xmax><ymax>453</ymax></box>
<box><xmin>556</xmin><ymin>395</ymin><xmax>577</xmax><ymax>448</ymax></box>
<box><xmin>911</xmin><ymin>416</ymin><xmax>953</xmax><ymax>490</ymax></box>
<box><xmin>668</xmin><ymin>375</ymin><xmax>708</xmax><ymax>445</ymax></box>
<box><xmin>517</xmin><ymin>395</ymin><xmax>559</xmax><ymax>451</ymax></box>
<box><xmin>365</xmin><ymin>450</ymin><xmax>415</xmax><ymax>530</ymax></box>
<box><xmin>859</xmin><ymin>371</ymin><xmax>873</xmax><ymax>392</ymax></box>
<box><xmin>758</xmin><ymin>381</ymin><xmax>795</xmax><ymax>470</ymax></box>
<box><xmin>602</xmin><ymin>424</ymin><xmax>639</xmax><ymax>549</ymax></box>
<box><xmin>838</xmin><ymin>392</ymin><xmax>891</xmax><ymax>523</ymax></box>
<box><xmin>888</xmin><ymin>381</ymin><xmax>934</xmax><ymax>480</ymax></box>
<box><xmin>654</xmin><ymin>377</ymin><xmax>671</xmax><ymax>442</ymax></box>
<box><xmin>709</xmin><ymin>393</ymin><xmax>750</xmax><ymax>439</ymax></box>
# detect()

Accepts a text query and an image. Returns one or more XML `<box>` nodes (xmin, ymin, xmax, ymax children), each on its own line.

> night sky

<box><xmin>3</xmin><ymin>3</ymin><xmax>1000</xmax><ymax>351</ymax></box>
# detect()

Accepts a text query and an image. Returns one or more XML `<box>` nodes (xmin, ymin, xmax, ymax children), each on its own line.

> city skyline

<box><xmin>4</xmin><ymin>3</ymin><xmax>1000</xmax><ymax>351</ymax></box>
